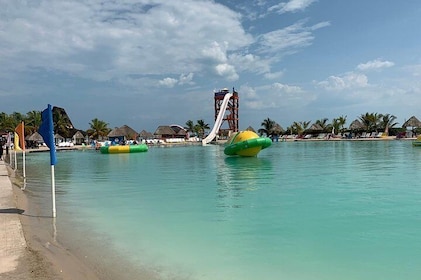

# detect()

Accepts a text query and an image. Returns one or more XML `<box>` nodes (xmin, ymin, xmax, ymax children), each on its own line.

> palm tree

<box><xmin>258</xmin><ymin>118</ymin><xmax>275</xmax><ymax>137</ymax></box>
<box><xmin>184</xmin><ymin>120</ymin><xmax>195</xmax><ymax>134</ymax></box>
<box><xmin>331</xmin><ymin>115</ymin><xmax>347</xmax><ymax>135</ymax></box>
<box><xmin>359</xmin><ymin>112</ymin><xmax>381</xmax><ymax>132</ymax></box>
<box><xmin>0</xmin><ymin>113</ymin><xmax>18</xmax><ymax>132</ymax></box>
<box><xmin>195</xmin><ymin>119</ymin><xmax>209</xmax><ymax>138</ymax></box>
<box><xmin>25</xmin><ymin>110</ymin><xmax>42</xmax><ymax>135</ymax></box>
<box><xmin>315</xmin><ymin>118</ymin><xmax>329</xmax><ymax>132</ymax></box>
<box><xmin>54</xmin><ymin>112</ymin><xmax>70</xmax><ymax>138</ymax></box>
<box><xmin>379</xmin><ymin>113</ymin><xmax>398</xmax><ymax>135</ymax></box>
<box><xmin>288</xmin><ymin>121</ymin><xmax>310</xmax><ymax>136</ymax></box>
<box><xmin>87</xmin><ymin>118</ymin><xmax>110</xmax><ymax>140</ymax></box>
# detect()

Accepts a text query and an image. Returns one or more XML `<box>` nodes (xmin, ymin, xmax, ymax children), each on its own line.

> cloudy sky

<box><xmin>2</xmin><ymin>0</ymin><xmax>421</xmax><ymax>132</ymax></box>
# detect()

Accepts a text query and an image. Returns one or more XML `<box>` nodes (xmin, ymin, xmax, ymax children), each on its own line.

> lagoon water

<box><xmin>23</xmin><ymin>140</ymin><xmax>421</xmax><ymax>279</ymax></box>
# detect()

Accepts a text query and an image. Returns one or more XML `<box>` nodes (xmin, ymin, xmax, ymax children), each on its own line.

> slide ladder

<box><xmin>202</xmin><ymin>93</ymin><xmax>233</xmax><ymax>145</ymax></box>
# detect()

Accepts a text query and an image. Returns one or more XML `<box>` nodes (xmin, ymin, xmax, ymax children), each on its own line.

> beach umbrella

<box><xmin>402</xmin><ymin>116</ymin><xmax>421</xmax><ymax>128</ymax></box>
<box><xmin>245</xmin><ymin>126</ymin><xmax>256</xmax><ymax>132</ymax></box>
<box><xmin>349</xmin><ymin>119</ymin><xmax>364</xmax><ymax>131</ymax></box>
<box><xmin>270</xmin><ymin>123</ymin><xmax>284</xmax><ymax>134</ymax></box>
<box><xmin>308</xmin><ymin>123</ymin><xmax>323</xmax><ymax>132</ymax></box>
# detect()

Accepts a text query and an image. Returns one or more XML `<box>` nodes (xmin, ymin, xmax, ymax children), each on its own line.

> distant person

<box><xmin>0</xmin><ymin>142</ymin><xmax>3</xmax><ymax>160</ymax></box>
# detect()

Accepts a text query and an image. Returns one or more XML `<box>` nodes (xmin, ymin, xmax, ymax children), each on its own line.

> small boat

<box><xmin>224</xmin><ymin>131</ymin><xmax>272</xmax><ymax>157</ymax></box>
<box><xmin>100</xmin><ymin>144</ymin><xmax>148</xmax><ymax>154</ymax></box>
<box><xmin>412</xmin><ymin>136</ymin><xmax>421</xmax><ymax>146</ymax></box>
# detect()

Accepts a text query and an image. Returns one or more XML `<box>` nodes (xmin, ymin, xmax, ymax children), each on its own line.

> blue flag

<box><xmin>39</xmin><ymin>104</ymin><xmax>57</xmax><ymax>165</ymax></box>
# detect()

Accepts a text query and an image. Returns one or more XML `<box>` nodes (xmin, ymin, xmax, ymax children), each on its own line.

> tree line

<box><xmin>257</xmin><ymin>113</ymin><xmax>407</xmax><ymax>138</ymax></box>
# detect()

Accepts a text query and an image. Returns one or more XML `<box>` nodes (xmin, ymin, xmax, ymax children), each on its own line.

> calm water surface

<box><xmin>23</xmin><ymin>141</ymin><xmax>421</xmax><ymax>279</ymax></box>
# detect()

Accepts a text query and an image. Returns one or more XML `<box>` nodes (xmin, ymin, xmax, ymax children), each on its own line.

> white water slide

<box><xmin>202</xmin><ymin>92</ymin><xmax>233</xmax><ymax>145</ymax></box>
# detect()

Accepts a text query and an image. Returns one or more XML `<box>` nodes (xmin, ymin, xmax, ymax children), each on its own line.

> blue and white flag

<box><xmin>39</xmin><ymin>104</ymin><xmax>57</xmax><ymax>165</ymax></box>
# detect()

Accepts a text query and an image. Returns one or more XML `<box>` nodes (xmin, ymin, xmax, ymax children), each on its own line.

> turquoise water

<box><xmin>23</xmin><ymin>141</ymin><xmax>421</xmax><ymax>279</ymax></box>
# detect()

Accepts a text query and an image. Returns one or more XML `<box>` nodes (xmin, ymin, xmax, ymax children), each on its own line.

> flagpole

<box><xmin>51</xmin><ymin>165</ymin><xmax>56</xmax><ymax>218</ymax></box>
<box><xmin>22</xmin><ymin>151</ymin><xmax>26</xmax><ymax>178</ymax></box>
<box><xmin>14</xmin><ymin>150</ymin><xmax>17</xmax><ymax>170</ymax></box>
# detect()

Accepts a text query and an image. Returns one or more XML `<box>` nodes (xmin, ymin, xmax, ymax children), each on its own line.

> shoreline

<box><xmin>1</xmin><ymin>159</ymin><xmax>166</xmax><ymax>280</ymax></box>
<box><xmin>1</xmin><ymin>161</ymin><xmax>101</xmax><ymax>280</ymax></box>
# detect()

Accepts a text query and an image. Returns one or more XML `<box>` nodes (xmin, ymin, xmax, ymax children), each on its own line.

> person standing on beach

<box><xmin>0</xmin><ymin>141</ymin><xmax>3</xmax><ymax>160</ymax></box>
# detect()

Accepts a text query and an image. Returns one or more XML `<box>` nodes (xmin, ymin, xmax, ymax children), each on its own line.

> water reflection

<box><xmin>216</xmin><ymin>156</ymin><xmax>273</xmax><ymax>214</ymax></box>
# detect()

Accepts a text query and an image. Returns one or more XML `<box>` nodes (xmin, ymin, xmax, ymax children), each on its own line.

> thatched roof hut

<box><xmin>154</xmin><ymin>126</ymin><xmax>177</xmax><ymax>139</ymax></box>
<box><xmin>403</xmin><ymin>116</ymin><xmax>421</xmax><ymax>128</ymax></box>
<box><xmin>26</xmin><ymin>132</ymin><xmax>44</xmax><ymax>142</ymax></box>
<box><xmin>119</xmin><ymin>125</ymin><xmax>138</xmax><ymax>139</ymax></box>
<box><xmin>72</xmin><ymin>131</ymin><xmax>85</xmax><ymax>145</ymax></box>
<box><xmin>139</xmin><ymin>130</ymin><xmax>154</xmax><ymax>139</ymax></box>
<box><xmin>54</xmin><ymin>133</ymin><xmax>64</xmax><ymax>140</ymax></box>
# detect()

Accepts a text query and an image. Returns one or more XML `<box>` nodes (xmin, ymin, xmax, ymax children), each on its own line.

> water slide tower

<box><xmin>214</xmin><ymin>87</ymin><xmax>239</xmax><ymax>135</ymax></box>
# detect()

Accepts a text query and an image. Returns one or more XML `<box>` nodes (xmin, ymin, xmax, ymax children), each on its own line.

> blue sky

<box><xmin>1</xmin><ymin>0</ymin><xmax>421</xmax><ymax>133</ymax></box>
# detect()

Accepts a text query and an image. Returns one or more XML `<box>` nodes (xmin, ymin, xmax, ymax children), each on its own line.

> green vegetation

<box><xmin>184</xmin><ymin>119</ymin><xmax>210</xmax><ymax>138</ymax></box>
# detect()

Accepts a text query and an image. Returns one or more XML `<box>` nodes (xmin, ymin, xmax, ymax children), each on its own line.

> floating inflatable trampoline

<box><xmin>100</xmin><ymin>144</ymin><xmax>148</xmax><ymax>154</ymax></box>
<box><xmin>224</xmin><ymin>131</ymin><xmax>271</xmax><ymax>157</ymax></box>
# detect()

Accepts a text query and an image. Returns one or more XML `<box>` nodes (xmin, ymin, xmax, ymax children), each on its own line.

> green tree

<box><xmin>184</xmin><ymin>120</ymin><xmax>195</xmax><ymax>134</ymax></box>
<box><xmin>379</xmin><ymin>113</ymin><xmax>398</xmax><ymax>135</ymax></box>
<box><xmin>25</xmin><ymin>110</ymin><xmax>42</xmax><ymax>135</ymax></box>
<box><xmin>258</xmin><ymin>118</ymin><xmax>275</xmax><ymax>137</ymax></box>
<box><xmin>87</xmin><ymin>118</ymin><xmax>110</xmax><ymax>140</ymax></box>
<box><xmin>359</xmin><ymin>112</ymin><xmax>381</xmax><ymax>132</ymax></box>
<box><xmin>195</xmin><ymin>119</ymin><xmax>209</xmax><ymax>138</ymax></box>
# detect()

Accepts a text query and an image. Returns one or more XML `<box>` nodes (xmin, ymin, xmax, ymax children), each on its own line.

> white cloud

<box><xmin>256</xmin><ymin>20</ymin><xmax>328</xmax><ymax>55</ymax></box>
<box><xmin>357</xmin><ymin>59</ymin><xmax>395</xmax><ymax>71</ymax></box>
<box><xmin>317</xmin><ymin>72</ymin><xmax>369</xmax><ymax>91</ymax></box>
<box><xmin>0</xmin><ymin>0</ymin><xmax>253</xmax><ymax>82</ymax></box>
<box><xmin>240</xmin><ymin>82</ymin><xmax>308</xmax><ymax>110</ymax></box>
<box><xmin>159</xmin><ymin>77</ymin><xmax>178</xmax><ymax>88</ymax></box>
<box><xmin>269</xmin><ymin>0</ymin><xmax>316</xmax><ymax>14</ymax></box>
<box><xmin>264</xmin><ymin>71</ymin><xmax>284</xmax><ymax>80</ymax></box>
<box><xmin>178</xmin><ymin>73</ymin><xmax>194</xmax><ymax>85</ymax></box>
<box><xmin>215</xmin><ymin>64</ymin><xmax>239</xmax><ymax>81</ymax></box>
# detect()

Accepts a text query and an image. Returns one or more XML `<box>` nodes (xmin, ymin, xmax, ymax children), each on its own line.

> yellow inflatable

<box><xmin>224</xmin><ymin>131</ymin><xmax>272</xmax><ymax>157</ymax></box>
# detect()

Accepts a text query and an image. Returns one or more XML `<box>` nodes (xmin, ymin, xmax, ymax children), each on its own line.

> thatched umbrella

<box><xmin>403</xmin><ymin>116</ymin><xmax>421</xmax><ymax>128</ymax></box>
<box><xmin>245</xmin><ymin>126</ymin><xmax>256</xmax><ymax>132</ymax></box>
<box><xmin>270</xmin><ymin>123</ymin><xmax>284</xmax><ymax>135</ymax></box>
<box><xmin>308</xmin><ymin>123</ymin><xmax>323</xmax><ymax>132</ymax></box>
<box><xmin>349</xmin><ymin>119</ymin><xmax>364</xmax><ymax>131</ymax></box>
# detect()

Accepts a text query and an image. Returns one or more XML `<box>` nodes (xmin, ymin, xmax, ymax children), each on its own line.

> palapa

<box><xmin>349</xmin><ymin>119</ymin><xmax>364</xmax><ymax>131</ymax></box>
<box><xmin>139</xmin><ymin>130</ymin><xmax>154</xmax><ymax>139</ymax></box>
<box><xmin>270</xmin><ymin>123</ymin><xmax>284</xmax><ymax>134</ymax></box>
<box><xmin>26</xmin><ymin>132</ymin><xmax>44</xmax><ymax>142</ymax></box>
<box><xmin>245</xmin><ymin>126</ymin><xmax>256</xmax><ymax>132</ymax></box>
<box><xmin>403</xmin><ymin>116</ymin><xmax>421</xmax><ymax>128</ymax></box>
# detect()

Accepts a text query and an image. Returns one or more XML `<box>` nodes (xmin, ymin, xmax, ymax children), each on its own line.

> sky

<box><xmin>2</xmin><ymin>0</ymin><xmax>421</xmax><ymax>133</ymax></box>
